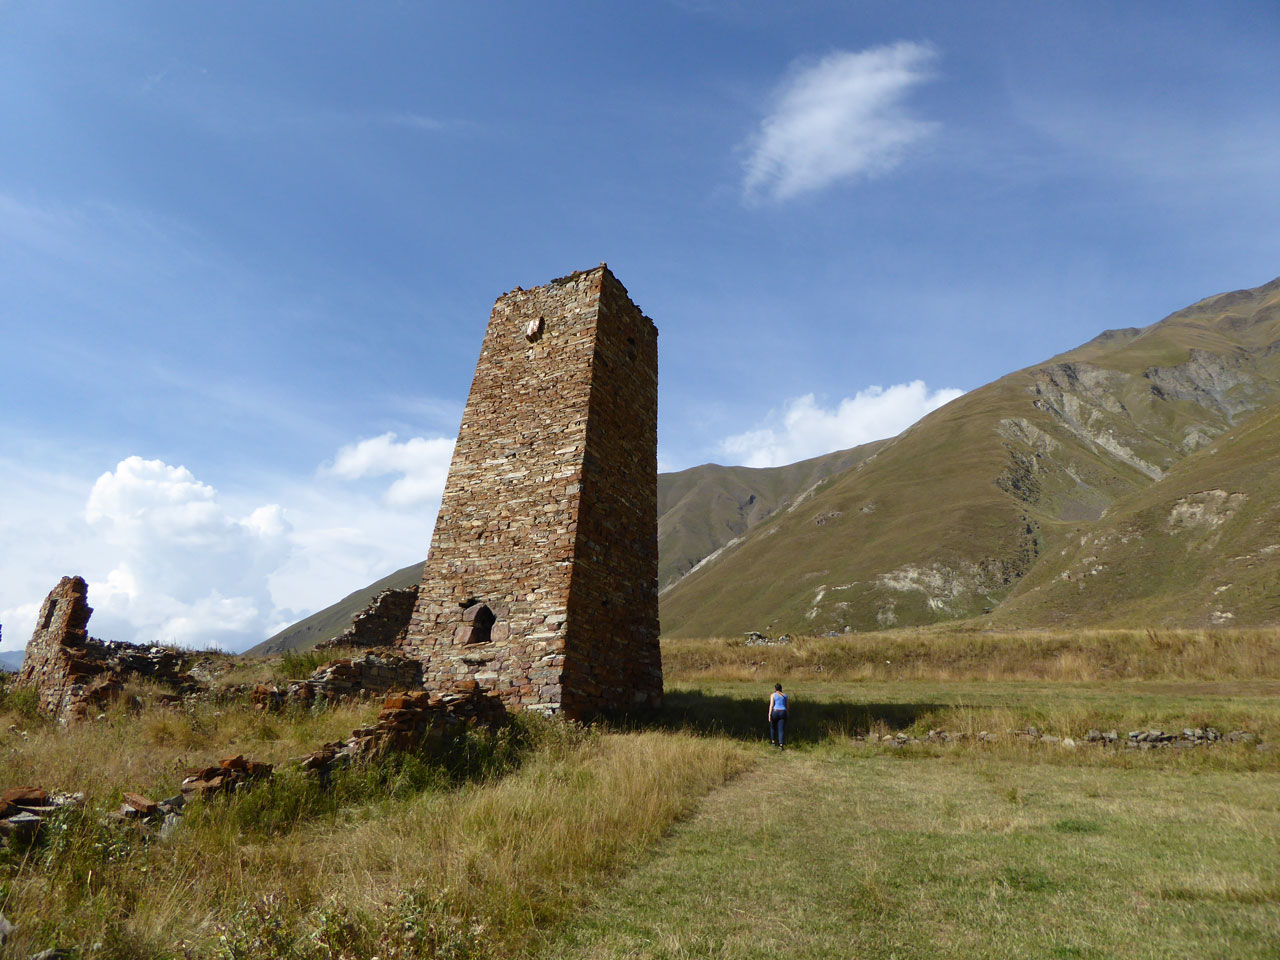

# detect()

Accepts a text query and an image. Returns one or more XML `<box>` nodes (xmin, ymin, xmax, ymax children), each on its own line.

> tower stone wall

<box><xmin>400</xmin><ymin>265</ymin><xmax>661</xmax><ymax>718</ymax></box>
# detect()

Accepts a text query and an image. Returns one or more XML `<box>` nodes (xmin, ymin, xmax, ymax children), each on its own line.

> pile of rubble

<box><xmin>0</xmin><ymin>787</ymin><xmax>83</xmax><ymax>846</ymax></box>
<box><xmin>316</xmin><ymin>586</ymin><xmax>417</xmax><ymax>650</ymax></box>
<box><xmin>15</xmin><ymin>577</ymin><xmax>201</xmax><ymax>722</ymax></box>
<box><xmin>251</xmin><ymin>651</ymin><xmax>425</xmax><ymax>710</ymax></box>
<box><xmin>180</xmin><ymin>754</ymin><xmax>274</xmax><ymax>798</ymax></box>
<box><xmin>740</xmin><ymin>632</ymin><xmax>793</xmax><ymax>646</ymax></box>
<box><xmin>849</xmin><ymin>726</ymin><xmax>1267</xmax><ymax>750</ymax></box>
<box><xmin>302</xmin><ymin>679</ymin><xmax>506</xmax><ymax>779</ymax></box>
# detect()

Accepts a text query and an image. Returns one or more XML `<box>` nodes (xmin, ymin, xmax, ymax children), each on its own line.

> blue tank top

<box><xmin>771</xmin><ymin>692</ymin><xmax>788</xmax><ymax>712</ymax></box>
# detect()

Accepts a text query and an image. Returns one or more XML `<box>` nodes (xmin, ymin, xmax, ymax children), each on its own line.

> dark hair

<box><xmin>774</xmin><ymin>683</ymin><xmax>782</xmax><ymax>691</ymax></box>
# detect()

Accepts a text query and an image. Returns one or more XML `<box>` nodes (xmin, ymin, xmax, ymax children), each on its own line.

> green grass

<box><xmin>545</xmin><ymin>700</ymin><xmax>1280</xmax><ymax>959</ymax></box>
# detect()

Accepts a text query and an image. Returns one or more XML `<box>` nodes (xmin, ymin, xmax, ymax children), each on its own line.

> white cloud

<box><xmin>742</xmin><ymin>42</ymin><xmax>939</xmax><ymax>202</ymax></box>
<box><xmin>0</xmin><ymin>436</ymin><xmax>453</xmax><ymax>653</ymax></box>
<box><xmin>722</xmin><ymin>380</ymin><xmax>963</xmax><ymax>467</ymax></box>
<box><xmin>81</xmin><ymin>457</ymin><xmax>292</xmax><ymax>649</ymax></box>
<box><xmin>326</xmin><ymin>432</ymin><xmax>454</xmax><ymax>508</ymax></box>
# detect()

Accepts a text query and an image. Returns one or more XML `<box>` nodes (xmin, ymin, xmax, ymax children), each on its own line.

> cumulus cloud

<box><xmin>722</xmin><ymin>380</ymin><xmax>963</xmax><ymax>467</ymax></box>
<box><xmin>0</xmin><ymin>433</ymin><xmax>456</xmax><ymax>652</ymax></box>
<box><xmin>326</xmin><ymin>432</ymin><xmax>455</xmax><ymax>508</ymax></box>
<box><xmin>82</xmin><ymin>456</ymin><xmax>292</xmax><ymax>648</ymax></box>
<box><xmin>742</xmin><ymin>42</ymin><xmax>939</xmax><ymax>202</ymax></box>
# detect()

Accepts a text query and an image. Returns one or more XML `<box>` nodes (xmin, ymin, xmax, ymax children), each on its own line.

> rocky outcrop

<box><xmin>16</xmin><ymin>577</ymin><xmax>199</xmax><ymax>722</ymax></box>
<box><xmin>1144</xmin><ymin>349</ymin><xmax>1260</xmax><ymax>421</ymax></box>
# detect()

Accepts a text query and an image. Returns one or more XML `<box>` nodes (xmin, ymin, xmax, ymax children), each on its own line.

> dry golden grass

<box><xmin>0</xmin><ymin>687</ymin><xmax>377</xmax><ymax>805</ymax></box>
<box><xmin>0</xmin><ymin>706</ymin><xmax>749</xmax><ymax>958</ymax></box>
<box><xmin>664</xmin><ymin>626</ymin><xmax>1280</xmax><ymax>684</ymax></box>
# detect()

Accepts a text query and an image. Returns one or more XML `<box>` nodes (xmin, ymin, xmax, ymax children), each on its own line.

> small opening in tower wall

<box><xmin>525</xmin><ymin>316</ymin><xmax>545</xmax><ymax>342</ymax></box>
<box><xmin>41</xmin><ymin>599</ymin><xmax>58</xmax><ymax>631</ymax></box>
<box><xmin>459</xmin><ymin>602</ymin><xmax>496</xmax><ymax>645</ymax></box>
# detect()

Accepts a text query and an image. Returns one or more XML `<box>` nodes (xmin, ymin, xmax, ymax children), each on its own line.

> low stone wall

<box><xmin>301</xmin><ymin>681</ymin><xmax>506</xmax><ymax>778</ymax></box>
<box><xmin>252</xmin><ymin>652</ymin><xmax>424</xmax><ymax>710</ymax></box>
<box><xmin>857</xmin><ymin>725</ymin><xmax>1266</xmax><ymax>751</ymax></box>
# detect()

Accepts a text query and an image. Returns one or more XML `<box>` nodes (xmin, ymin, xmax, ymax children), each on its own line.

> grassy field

<box><xmin>0</xmin><ymin>629</ymin><xmax>1276</xmax><ymax>957</ymax></box>
<box><xmin>545</xmin><ymin>742</ymin><xmax>1280</xmax><ymax>959</ymax></box>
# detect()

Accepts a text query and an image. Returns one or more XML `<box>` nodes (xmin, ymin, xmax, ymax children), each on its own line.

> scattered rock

<box><xmin>122</xmin><ymin>793</ymin><xmax>160</xmax><ymax>817</ymax></box>
<box><xmin>180</xmin><ymin>755</ymin><xmax>273</xmax><ymax>800</ymax></box>
<box><xmin>740</xmin><ymin>632</ymin><xmax>791</xmax><ymax>646</ymax></box>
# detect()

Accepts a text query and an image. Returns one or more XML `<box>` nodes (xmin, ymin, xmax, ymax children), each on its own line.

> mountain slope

<box><xmin>995</xmin><ymin>404</ymin><xmax>1280</xmax><ymax>628</ymax></box>
<box><xmin>657</xmin><ymin>442</ymin><xmax>887</xmax><ymax>591</ymax></box>
<box><xmin>660</xmin><ymin>276</ymin><xmax>1280</xmax><ymax>636</ymax></box>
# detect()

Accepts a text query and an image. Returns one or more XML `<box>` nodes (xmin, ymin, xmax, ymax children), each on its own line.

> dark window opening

<box><xmin>461</xmin><ymin>602</ymin><xmax>496</xmax><ymax>644</ymax></box>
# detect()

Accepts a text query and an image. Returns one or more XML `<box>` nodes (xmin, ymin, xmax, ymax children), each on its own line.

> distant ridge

<box><xmin>661</xmin><ymin>275</ymin><xmax>1280</xmax><ymax>636</ymax></box>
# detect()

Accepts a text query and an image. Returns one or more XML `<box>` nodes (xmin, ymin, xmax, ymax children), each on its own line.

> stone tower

<box><xmin>400</xmin><ymin>265</ymin><xmax>661</xmax><ymax>719</ymax></box>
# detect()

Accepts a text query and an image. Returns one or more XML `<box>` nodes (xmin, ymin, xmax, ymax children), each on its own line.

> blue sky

<box><xmin>2</xmin><ymin>1</ymin><xmax>1278</xmax><ymax>651</ymax></box>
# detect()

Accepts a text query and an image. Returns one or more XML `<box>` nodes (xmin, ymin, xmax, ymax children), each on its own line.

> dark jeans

<box><xmin>770</xmin><ymin>711</ymin><xmax>787</xmax><ymax>746</ymax></box>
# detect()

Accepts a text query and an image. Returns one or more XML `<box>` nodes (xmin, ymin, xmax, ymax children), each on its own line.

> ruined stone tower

<box><xmin>399</xmin><ymin>265</ymin><xmax>661</xmax><ymax>719</ymax></box>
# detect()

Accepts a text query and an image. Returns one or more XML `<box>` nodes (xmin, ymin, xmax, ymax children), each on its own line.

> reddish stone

<box><xmin>123</xmin><ymin>793</ymin><xmax>159</xmax><ymax>816</ymax></box>
<box><xmin>1</xmin><ymin>787</ymin><xmax>48</xmax><ymax>806</ymax></box>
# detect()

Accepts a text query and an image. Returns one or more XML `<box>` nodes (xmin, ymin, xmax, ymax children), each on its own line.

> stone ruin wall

<box><xmin>16</xmin><ymin>576</ymin><xmax>197</xmax><ymax>721</ymax></box>
<box><xmin>317</xmin><ymin>587</ymin><xmax>418</xmax><ymax>651</ymax></box>
<box><xmin>401</xmin><ymin>265</ymin><xmax>662</xmax><ymax>719</ymax></box>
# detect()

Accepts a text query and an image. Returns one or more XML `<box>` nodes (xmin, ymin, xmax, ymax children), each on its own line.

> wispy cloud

<box><xmin>742</xmin><ymin>42</ymin><xmax>939</xmax><ymax>202</ymax></box>
<box><xmin>722</xmin><ymin>381</ymin><xmax>962</xmax><ymax>467</ymax></box>
<box><xmin>324</xmin><ymin>432</ymin><xmax>455</xmax><ymax>508</ymax></box>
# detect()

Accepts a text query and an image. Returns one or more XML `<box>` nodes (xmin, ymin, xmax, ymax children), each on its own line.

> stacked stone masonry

<box><xmin>16</xmin><ymin>577</ymin><xmax>199</xmax><ymax>722</ymax></box>
<box><xmin>317</xmin><ymin>587</ymin><xmax>418</xmax><ymax>650</ymax></box>
<box><xmin>252</xmin><ymin>652</ymin><xmax>424</xmax><ymax>710</ymax></box>
<box><xmin>402</xmin><ymin>265</ymin><xmax>662</xmax><ymax>719</ymax></box>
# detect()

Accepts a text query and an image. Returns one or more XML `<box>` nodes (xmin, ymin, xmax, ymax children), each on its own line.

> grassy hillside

<box><xmin>656</xmin><ymin>441</ymin><xmax>886</xmax><ymax>591</ymax></box>
<box><xmin>995</xmin><ymin>406</ymin><xmax>1280</xmax><ymax>628</ymax></box>
<box><xmin>660</xmin><ymin>276</ymin><xmax>1280</xmax><ymax>636</ymax></box>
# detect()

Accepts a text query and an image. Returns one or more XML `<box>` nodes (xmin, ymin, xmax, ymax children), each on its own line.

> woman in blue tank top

<box><xmin>768</xmin><ymin>683</ymin><xmax>788</xmax><ymax>750</ymax></box>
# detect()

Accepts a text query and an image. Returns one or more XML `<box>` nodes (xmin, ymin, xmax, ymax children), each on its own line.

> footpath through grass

<box><xmin>545</xmin><ymin>738</ymin><xmax>1280</xmax><ymax>960</ymax></box>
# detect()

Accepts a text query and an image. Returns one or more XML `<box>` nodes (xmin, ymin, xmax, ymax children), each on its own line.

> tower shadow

<box><xmin>631</xmin><ymin>689</ymin><xmax>944</xmax><ymax>745</ymax></box>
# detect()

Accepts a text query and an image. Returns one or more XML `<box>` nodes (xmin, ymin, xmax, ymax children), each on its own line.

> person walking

<box><xmin>768</xmin><ymin>683</ymin><xmax>788</xmax><ymax>750</ymax></box>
